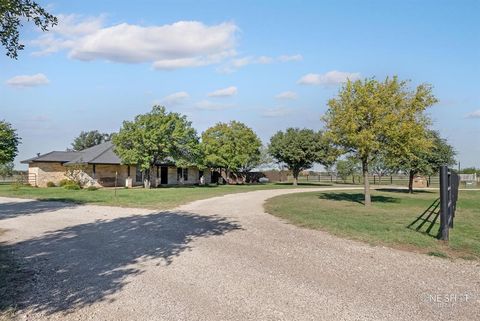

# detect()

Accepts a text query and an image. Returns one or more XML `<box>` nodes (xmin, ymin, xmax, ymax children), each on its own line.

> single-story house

<box><xmin>21</xmin><ymin>142</ymin><xmax>211</xmax><ymax>188</ymax></box>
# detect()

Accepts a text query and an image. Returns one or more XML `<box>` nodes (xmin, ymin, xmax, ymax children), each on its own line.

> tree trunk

<box><xmin>362</xmin><ymin>159</ymin><xmax>371</xmax><ymax>206</ymax></box>
<box><xmin>408</xmin><ymin>170</ymin><xmax>415</xmax><ymax>194</ymax></box>
<box><xmin>143</xmin><ymin>168</ymin><xmax>151</xmax><ymax>189</ymax></box>
<box><xmin>293</xmin><ymin>170</ymin><xmax>299</xmax><ymax>186</ymax></box>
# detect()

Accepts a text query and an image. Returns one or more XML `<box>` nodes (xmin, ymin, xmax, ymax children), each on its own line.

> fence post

<box><xmin>439</xmin><ymin>166</ymin><xmax>449</xmax><ymax>241</ymax></box>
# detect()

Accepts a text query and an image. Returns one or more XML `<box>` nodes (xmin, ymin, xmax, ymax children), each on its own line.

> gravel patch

<box><xmin>0</xmin><ymin>188</ymin><xmax>478</xmax><ymax>321</ymax></box>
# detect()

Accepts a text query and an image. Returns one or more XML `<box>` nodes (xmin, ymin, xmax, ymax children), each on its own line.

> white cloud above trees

<box><xmin>275</xmin><ymin>91</ymin><xmax>297</xmax><ymax>100</ymax></box>
<box><xmin>32</xmin><ymin>15</ymin><xmax>238</xmax><ymax>70</ymax></box>
<box><xmin>207</xmin><ymin>86</ymin><xmax>238</xmax><ymax>97</ymax></box>
<box><xmin>298</xmin><ymin>70</ymin><xmax>361</xmax><ymax>86</ymax></box>
<box><xmin>218</xmin><ymin>54</ymin><xmax>302</xmax><ymax>73</ymax></box>
<box><xmin>466</xmin><ymin>110</ymin><xmax>480</xmax><ymax>119</ymax></box>
<box><xmin>159</xmin><ymin>92</ymin><xmax>190</xmax><ymax>105</ymax></box>
<box><xmin>6</xmin><ymin>73</ymin><xmax>50</xmax><ymax>87</ymax></box>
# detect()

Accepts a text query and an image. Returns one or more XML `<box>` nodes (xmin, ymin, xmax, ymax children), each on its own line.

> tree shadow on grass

<box><xmin>318</xmin><ymin>192</ymin><xmax>399</xmax><ymax>205</ymax></box>
<box><xmin>8</xmin><ymin>211</ymin><xmax>241</xmax><ymax>316</ymax></box>
<box><xmin>0</xmin><ymin>200</ymin><xmax>82</xmax><ymax>220</ymax></box>
<box><xmin>376</xmin><ymin>188</ymin><xmax>435</xmax><ymax>194</ymax></box>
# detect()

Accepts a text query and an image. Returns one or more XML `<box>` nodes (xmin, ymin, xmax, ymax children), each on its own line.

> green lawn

<box><xmin>265</xmin><ymin>189</ymin><xmax>480</xmax><ymax>260</ymax></box>
<box><xmin>0</xmin><ymin>182</ymin><xmax>331</xmax><ymax>210</ymax></box>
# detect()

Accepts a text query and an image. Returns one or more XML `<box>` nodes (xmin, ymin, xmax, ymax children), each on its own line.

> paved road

<box><xmin>0</xmin><ymin>188</ymin><xmax>479</xmax><ymax>321</ymax></box>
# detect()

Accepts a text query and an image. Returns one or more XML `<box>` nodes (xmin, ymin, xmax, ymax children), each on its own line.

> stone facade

<box><xmin>28</xmin><ymin>162</ymin><xmax>210</xmax><ymax>188</ymax></box>
<box><xmin>28</xmin><ymin>162</ymin><xmax>67</xmax><ymax>187</ymax></box>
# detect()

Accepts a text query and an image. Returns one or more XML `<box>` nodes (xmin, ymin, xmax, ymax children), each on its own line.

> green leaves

<box><xmin>201</xmin><ymin>121</ymin><xmax>262</xmax><ymax>173</ymax></box>
<box><xmin>1</xmin><ymin>0</ymin><xmax>58</xmax><ymax>58</ymax></box>
<box><xmin>324</xmin><ymin>76</ymin><xmax>436</xmax><ymax>166</ymax></box>
<box><xmin>71</xmin><ymin>130</ymin><xmax>112</xmax><ymax>151</ymax></box>
<box><xmin>112</xmin><ymin>106</ymin><xmax>200</xmax><ymax>172</ymax></box>
<box><xmin>268</xmin><ymin>128</ymin><xmax>335</xmax><ymax>177</ymax></box>
<box><xmin>323</xmin><ymin>76</ymin><xmax>438</xmax><ymax>203</ymax></box>
<box><xmin>0</xmin><ymin>120</ymin><xmax>20</xmax><ymax>165</ymax></box>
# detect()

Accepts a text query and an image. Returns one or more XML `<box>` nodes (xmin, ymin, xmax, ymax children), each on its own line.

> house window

<box><xmin>135</xmin><ymin>166</ymin><xmax>143</xmax><ymax>182</ymax></box>
<box><xmin>176</xmin><ymin>167</ymin><xmax>188</xmax><ymax>181</ymax></box>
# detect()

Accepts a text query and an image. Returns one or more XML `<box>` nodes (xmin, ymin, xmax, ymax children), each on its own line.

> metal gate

<box><xmin>439</xmin><ymin>166</ymin><xmax>460</xmax><ymax>241</ymax></box>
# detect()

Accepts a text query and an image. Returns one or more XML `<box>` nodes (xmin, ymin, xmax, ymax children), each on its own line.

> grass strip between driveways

<box><xmin>264</xmin><ymin>189</ymin><xmax>480</xmax><ymax>260</ymax></box>
<box><xmin>0</xmin><ymin>182</ymin><xmax>332</xmax><ymax>210</ymax></box>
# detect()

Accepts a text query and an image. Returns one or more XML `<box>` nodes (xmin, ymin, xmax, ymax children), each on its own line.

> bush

<box><xmin>86</xmin><ymin>186</ymin><xmax>98</xmax><ymax>191</ymax></box>
<box><xmin>63</xmin><ymin>183</ymin><xmax>81</xmax><ymax>190</ymax></box>
<box><xmin>46</xmin><ymin>181</ymin><xmax>56</xmax><ymax>187</ymax></box>
<box><xmin>59</xmin><ymin>179</ymin><xmax>75</xmax><ymax>187</ymax></box>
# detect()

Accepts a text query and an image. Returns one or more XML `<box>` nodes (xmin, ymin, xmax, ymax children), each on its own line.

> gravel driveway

<box><xmin>0</xmin><ymin>188</ymin><xmax>479</xmax><ymax>321</ymax></box>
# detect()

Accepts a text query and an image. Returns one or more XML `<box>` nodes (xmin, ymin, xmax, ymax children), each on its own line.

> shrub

<box><xmin>59</xmin><ymin>179</ymin><xmax>75</xmax><ymax>187</ymax></box>
<box><xmin>46</xmin><ymin>181</ymin><xmax>56</xmax><ymax>187</ymax></box>
<box><xmin>86</xmin><ymin>186</ymin><xmax>98</xmax><ymax>191</ymax></box>
<box><xmin>63</xmin><ymin>183</ymin><xmax>81</xmax><ymax>190</ymax></box>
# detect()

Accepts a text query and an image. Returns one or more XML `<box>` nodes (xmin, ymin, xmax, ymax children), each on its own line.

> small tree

<box><xmin>0</xmin><ymin>162</ymin><xmax>14</xmax><ymax>179</ymax></box>
<box><xmin>113</xmin><ymin>106</ymin><xmax>200</xmax><ymax>188</ymax></box>
<box><xmin>336</xmin><ymin>157</ymin><xmax>360</xmax><ymax>183</ymax></box>
<box><xmin>201</xmin><ymin>121</ymin><xmax>262</xmax><ymax>182</ymax></box>
<box><xmin>0</xmin><ymin>120</ymin><xmax>20</xmax><ymax>165</ymax></box>
<box><xmin>268</xmin><ymin>128</ymin><xmax>336</xmax><ymax>185</ymax></box>
<box><xmin>71</xmin><ymin>130</ymin><xmax>113</xmax><ymax>151</ymax></box>
<box><xmin>323</xmin><ymin>76</ymin><xmax>436</xmax><ymax>205</ymax></box>
<box><xmin>395</xmin><ymin>130</ymin><xmax>456</xmax><ymax>193</ymax></box>
<box><xmin>370</xmin><ymin>153</ymin><xmax>394</xmax><ymax>184</ymax></box>
<box><xmin>1</xmin><ymin>0</ymin><xmax>58</xmax><ymax>58</ymax></box>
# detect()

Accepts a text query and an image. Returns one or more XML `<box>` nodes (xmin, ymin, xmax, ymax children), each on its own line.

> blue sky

<box><xmin>1</xmin><ymin>0</ymin><xmax>479</xmax><ymax>169</ymax></box>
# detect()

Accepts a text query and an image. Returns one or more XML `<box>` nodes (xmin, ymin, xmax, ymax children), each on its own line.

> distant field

<box><xmin>0</xmin><ymin>182</ymin><xmax>331</xmax><ymax>210</ymax></box>
<box><xmin>265</xmin><ymin>189</ymin><xmax>480</xmax><ymax>260</ymax></box>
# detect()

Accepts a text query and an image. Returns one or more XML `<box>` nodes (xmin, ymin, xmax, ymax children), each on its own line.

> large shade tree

<box><xmin>71</xmin><ymin>130</ymin><xmax>113</xmax><ymax>151</ymax></box>
<box><xmin>323</xmin><ymin>76</ymin><xmax>436</xmax><ymax>205</ymax></box>
<box><xmin>113</xmin><ymin>106</ymin><xmax>200</xmax><ymax>188</ymax></box>
<box><xmin>201</xmin><ymin>121</ymin><xmax>262</xmax><ymax>181</ymax></box>
<box><xmin>1</xmin><ymin>0</ymin><xmax>57</xmax><ymax>58</ymax></box>
<box><xmin>268</xmin><ymin>128</ymin><xmax>336</xmax><ymax>185</ymax></box>
<box><xmin>0</xmin><ymin>120</ymin><xmax>20</xmax><ymax>165</ymax></box>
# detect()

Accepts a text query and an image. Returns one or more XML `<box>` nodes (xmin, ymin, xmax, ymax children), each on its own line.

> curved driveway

<box><xmin>0</xmin><ymin>187</ymin><xmax>478</xmax><ymax>321</ymax></box>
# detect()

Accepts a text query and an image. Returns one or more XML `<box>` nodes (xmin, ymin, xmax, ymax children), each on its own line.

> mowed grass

<box><xmin>0</xmin><ymin>182</ymin><xmax>330</xmax><ymax>210</ymax></box>
<box><xmin>265</xmin><ymin>189</ymin><xmax>480</xmax><ymax>260</ymax></box>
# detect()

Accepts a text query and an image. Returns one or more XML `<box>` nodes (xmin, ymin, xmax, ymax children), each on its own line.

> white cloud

<box><xmin>261</xmin><ymin>107</ymin><xmax>294</xmax><ymax>118</ymax></box>
<box><xmin>275</xmin><ymin>91</ymin><xmax>297</xmax><ymax>100</ymax></box>
<box><xmin>207</xmin><ymin>86</ymin><xmax>237</xmax><ymax>97</ymax></box>
<box><xmin>466</xmin><ymin>110</ymin><xmax>480</xmax><ymax>119</ymax></box>
<box><xmin>6</xmin><ymin>73</ymin><xmax>50</xmax><ymax>87</ymax></box>
<box><xmin>219</xmin><ymin>54</ymin><xmax>302</xmax><ymax>73</ymax></box>
<box><xmin>278</xmin><ymin>54</ymin><xmax>303</xmax><ymax>62</ymax></box>
<box><xmin>159</xmin><ymin>91</ymin><xmax>189</xmax><ymax>105</ymax></box>
<box><xmin>298</xmin><ymin>70</ymin><xmax>361</xmax><ymax>86</ymax></box>
<box><xmin>32</xmin><ymin>15</ymin><xmax>238</xmax><ymax>70</ymax></box>
<box><xmin>195</xmin><ymin>100</ymin><xmax>233</xmax><ymax>110</ymax></box>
